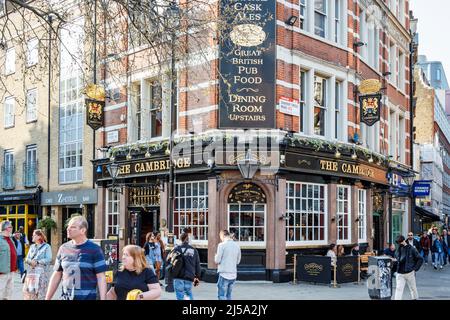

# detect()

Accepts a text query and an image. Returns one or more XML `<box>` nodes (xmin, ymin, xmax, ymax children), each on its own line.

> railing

<box><xmin>23</xmin><ymin>161</ymin><xmax>38</xmax><ymax>187</ymax></box>
<box><xmin>1</xmin><ymin>164</ymin><xmax>15</xmax><ymax>190</ymax></box>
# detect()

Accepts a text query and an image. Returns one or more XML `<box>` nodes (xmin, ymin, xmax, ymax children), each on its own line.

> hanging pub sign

<box><xmin>86</xmin><ymin>99</ymin><xmax>105</xmax><ymax>130</ymax></box>
<box><xmin>359</xmin><ymin>94</ymin><xmax>382</xmax><ymax>126</ymax></box>
<box><xmin>218</xmin><ymin>0</ymin><xmax>276</xmax><ymax>128</ymax></box>
<box><xmin>85</xmin><ymin>83</ymin><xmax>106</xmax><ymax>130</ymax></box>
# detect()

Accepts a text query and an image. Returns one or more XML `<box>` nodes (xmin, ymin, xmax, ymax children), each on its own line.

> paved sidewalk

<box><xmin>10</xmin><ymin>262</ymin><xmax>450</xmax><ymax>300</ymax></box>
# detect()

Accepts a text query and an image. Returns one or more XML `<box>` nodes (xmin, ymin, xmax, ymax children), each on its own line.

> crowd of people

<box><xmin>0</xmin><ymin>216</ymin><xmax>241</xmax><ymax>301</ymax></box>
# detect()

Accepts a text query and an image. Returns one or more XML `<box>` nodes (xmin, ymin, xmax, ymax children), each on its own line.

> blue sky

<box><xmin>410</xmin><ymin>0</ymin><xmax>450</xmax><ymax>80</ymax></box>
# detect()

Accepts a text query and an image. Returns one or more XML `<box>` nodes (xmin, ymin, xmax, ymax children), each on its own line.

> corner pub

<box><xmin>94</xmin><ymin>0</ymin><xmax>413</xmax><ymax>282</ymax></box>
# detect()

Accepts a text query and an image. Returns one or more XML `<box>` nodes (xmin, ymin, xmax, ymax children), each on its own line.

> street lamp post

<box><xmin>167</xmin><ymin>2</ymin><xmax>180</xmax><ymax>234</ymax></box>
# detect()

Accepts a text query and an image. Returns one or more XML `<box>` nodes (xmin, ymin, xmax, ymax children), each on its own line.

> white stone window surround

<box><xmin>358</xmin><ymin>189</ymin><xmax>367</xmax><ymax>243</ymax></box>
<box><xmin>106</xmin><ymin>189</ymin><xmax>120</xmax><ymax>236</ymax></box>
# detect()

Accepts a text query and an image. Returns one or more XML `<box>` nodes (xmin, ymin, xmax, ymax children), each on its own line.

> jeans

<box><xmin>217</xmin><ymin>275</ymin><xmax>236</xmax><ymax>300</ymax></box>
<box><xmin>431</xmin><ymin>251</ymin><xmax>436</xmax><ymax>264</ymax></box>
<box><xmin>434</xmin><ymin>252</ymin><xmax>444</xmax><ymax>267</ymax></box>
<box><xmin>174</xmin><ymin>279</ymin><xmax>194</xmax><ymax>300</ymax></box>
<box><xmin>17</xmin><ymin>256</ymin><xmax>25</xmax><ymax>276</ymax></box>
<box><xmin>420</xmin><ymin>250</ymin><xmax>429</xmax><ymax>263</ymax></box>
<box><xmin>444</xmin><ymin>249</ymin><xmax>449</xmax><ymax>265</ymax></box>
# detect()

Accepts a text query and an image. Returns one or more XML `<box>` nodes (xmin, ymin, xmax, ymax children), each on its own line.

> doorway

<box><xmin>62</xmin><ymin>207</ymin><xmax>83</xmax><ymax>243</ymax></box>
<box><xmin>128</xmin><ymin>208</ymin><xmax>159</xmax><ymax>247</ymax></box>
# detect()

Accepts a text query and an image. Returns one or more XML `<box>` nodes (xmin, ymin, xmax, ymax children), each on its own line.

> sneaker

<box><xmin>440</xmin><ymin>265</ymin><xmax>443</xmax><ymax>269</ymax></box>
<box><xmin>434</xmin><ymin>265</ymin><xmax>437</xmax><ymax>270</ymax></box>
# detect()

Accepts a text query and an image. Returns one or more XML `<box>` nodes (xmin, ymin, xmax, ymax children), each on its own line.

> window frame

<box><xmin>5</xmin><ymin>47</ymin><xmax>15</xmax><ymax>75</ymax></box>
<box><xmin>336</xmin><ymin>185</ymin><xmax>351</xmax><ymax>245</ymax></box>
<box><xmin>286</xmin><ymin>181</ymin><xmax>328</xmax><ymax>246</ymax></box>
<box><xmin>173</xmin><ymin>180</ymin><xmax>209</xmax><ymax>244</ymax></box>
<box><xmin>27</xmin><ymin>38</ymin><xmax>39</xmax><ymax>67</ymax></box>
<box><xmin>313</xmin><ymin>75</ymin><xmax>327</xmax><ymax>137</ymax></box>
<box><xmin>358</xmin><ymin>189</ymin><xmax>367</xmax><ymax>243</ymax></box>
<box><xmin>314</xmin><ymin>0</ymin><xmax>327</xmax><ymax>38</ymax></box>
<box><xmin>228</xmin><ymin>202</ymin><xmax>266</xmax><ymax>246</ymax></box>
<box><xmin>106</xmin><ymin>189</ymin><xmax>120</xmax><ymax>236</ymax></box>
<box><xmin>26</xmin><ymin>88</ymin><xmax>38</xmax><ymax>123</ymax></box>
<box><xmin>4</xmin><ymin>96</ymin><xmax>15</xmax><ymax>128</ymax></box>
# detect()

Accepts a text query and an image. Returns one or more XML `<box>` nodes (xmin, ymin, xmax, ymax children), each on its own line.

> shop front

<box><xmin>0</xmin><ymin>187</ymin><xmax>42</xmax><ymax>248</ymax></box>
<box><xmin>94</xmin><ymin>136</ymin><xmax>390</xmax><ymax>283</ymax></box>
<box><xmin>41</xmin><ymin>189</ymin><xmax>97</xmax><ymax>256</ymax></box>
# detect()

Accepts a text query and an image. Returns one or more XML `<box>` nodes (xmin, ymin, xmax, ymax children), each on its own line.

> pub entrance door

<box><xmin>128</xmin><ymin>208</ymin><xmax>160</xmax><ymax>247</ymax></box>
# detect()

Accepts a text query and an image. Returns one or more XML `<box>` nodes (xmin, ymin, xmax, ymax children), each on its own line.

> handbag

<box><xmin>24</xmin><ymin>269</ymin><xmax>41</xmax><ymax>294</ymax></box>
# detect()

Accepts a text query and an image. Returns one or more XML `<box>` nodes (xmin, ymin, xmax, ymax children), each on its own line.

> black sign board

<box><xmin>86</xmin><ymin>98</ymin><xmax>105</xmax><ymax>130</ymax></box>
<box><xmin>336</xmin><ymin>256</ymin><xmax>358</xmax><ymax>283</ymax></box>
<box><xmin>296</xmin><ymin>255</ymin><xmax>331</xmax><ymax>284</ymax></box>
<box><xmin>218</xmin><ymin>0</ymin><xmax>276</xmax><ymax>128</ymax></box>
<box><xmin>359</xmin><ymin>94</ymin><xmax>382</xmax><ymax>126</ymax></box>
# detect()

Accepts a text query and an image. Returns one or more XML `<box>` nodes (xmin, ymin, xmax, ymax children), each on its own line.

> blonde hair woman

<box><xmin>106</xmin><ymin>245</ymin><xmax>161</xmax><ymax>300</ymax></box>
<box><xmin>23</xmin><ymin>229</ymin><xmax>52</xmax><ymax>300</ymax></box>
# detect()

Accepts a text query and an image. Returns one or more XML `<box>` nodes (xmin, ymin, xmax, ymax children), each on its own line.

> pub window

<box><xmin>313</xmin><ymin>75</ymin><xmax>327</xmax><ymax>136</ymax></box>
<box><xmin>106</xmin><ymin>190</ymin><xmax>120</xmax><ymax>236</ymax></box>
<box><xmin>229</xmin><ymin>203</ymin><xmax>265</xmax><ymax>242</ymax></box>
<box><xmin>314</xmin><ymin>0</ymin><xmax>327</xmax><ymax>38</ymax></box>
<box><xmin>337</xmin><ymin>185</ymin><xmax>351</xmax><ymax>244</ymax></box>
<box><xmin>358</xmin><ymin>189</ymin><xmax>367</xmax><ymax>242</ymax></box>
<box><xmin>286</xmin><ymin>182</ymin><xmax>327</xmax><ymax>243</ymax></box>
<box><xmin>174</xmin><ymin>181</ymin><xmax>208</xmax><ymax>242</ymax></box>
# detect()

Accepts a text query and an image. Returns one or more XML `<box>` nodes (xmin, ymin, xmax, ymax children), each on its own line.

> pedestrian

<box><xmin>429</xmin><ymin>226</ymin><xmax>439</xmax><ymax>267</ymax></box>
<box><xmin>214</xmin><ymin>230</ymin><xmax>241</xmax><ymax>300</ymax></box>
<box><xmin>393</xmin><ymin>235</ymin><xmax>423</xmax><ymax>300</ymax></box>
<box><xmin>442</xmin><ymin>229</ymin><xmax>449</xmax><ymax>266</ymax></box>
<box><xmin>143</xmin><ymin>232</ymin><xmax>156</xmax><ymax>272</ymax></box>
<box><xmin>326</xmin><ymin>243</ymin><xmax>337</xmax><ymax>267</ymax></box>
<box><xmin>106</xmin><ymin>245</ymin><xmax>161</xmax><ymax>300</ymax></box>
<box><xmin>0</xmin><ymin>220</ymin><xmax>17</xmax><ymax>300</ymax></box>
<box><xmin>12</xmin><ymin>231</ymin><xmax>26</xmax><ymax>278</ymax></box>
<box><xmin>419</xmin><ymin>232</ymin><xmax>431</xmax><ymax>264</ymax></box>
<box><xmin>350</xmin><ymin>244</ymin><xmax>360</xmax><ymax>256</ymax></box>
<box><xmin>167</xmin><ymin>232</ymin><xmax>201</xmax><ymax>300</ymax></box>
<box><xmin>156</xmin><ymin>233</ymin><xmax>166</xmax><ymax>280</ymax></box>
<box><xmin>407</xmin><ymin>232</ymin><xmax>420</xmax><ymax>252</ymax></box>
<box><xmin>337</xmin><ymin>245</ymin><xmax>345</xmax><ymax>257</ymax></box>
<box><xmin>383</xmin><ymin>243</ymin><xmax>396</xmax><ymax>258</ymax></box>
<box><xmin>45</xmin><ymin>215</ymin><xmax>108</xmax><ymax>300</ymax></box>
<box><xmin>152</xmin><ymin>233</ymin><xmax>163</xmax><ymax>281</ymax></box>
<box><xmin>432</xmin><ymin>235</ymin><xmax>444</xmax><ymax>270</ymax></box>
<box><xmin>18</xmin><ymin>226</ymin><xmax>30</xmax><ymax>249</ymax></box>
<box><xmin>23</xmin><ymin>229</ymin><xmax>52</xmax><ymax>300</ymax></box>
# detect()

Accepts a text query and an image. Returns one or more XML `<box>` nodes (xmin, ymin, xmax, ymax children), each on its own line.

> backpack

<box><xmin>167</xmin><ymin>247</ymin><xmax>185</xmax><ymax>278</ymax></box>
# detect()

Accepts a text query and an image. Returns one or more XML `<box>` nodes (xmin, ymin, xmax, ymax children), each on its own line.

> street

<box><xmin>11</xmin><ymin>262</ymin><xmax>450</xmax><ymax>300</ymax></box>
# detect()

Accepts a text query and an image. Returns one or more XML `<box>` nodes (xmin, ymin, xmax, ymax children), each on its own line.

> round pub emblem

<box><xmin>359</xmin><ymin>79</ymin><xmax>382</xmax><ymax>95</ymax></box>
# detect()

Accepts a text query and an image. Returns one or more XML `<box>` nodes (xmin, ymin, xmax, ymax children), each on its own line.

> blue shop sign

<box><xmin>412</xmin><ymin>181</ymin><xmax>432</xmax><ymax>197</ymax></box>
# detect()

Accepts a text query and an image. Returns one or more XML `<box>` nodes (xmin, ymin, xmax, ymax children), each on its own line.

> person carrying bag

<box><xmin>23</xmin><ymin>229</ymin><xmax>52</xmax><ymax>300</ymax></box>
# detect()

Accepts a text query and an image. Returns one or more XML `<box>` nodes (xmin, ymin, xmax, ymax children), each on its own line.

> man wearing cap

<box><xmin>0</xmin><ymin>220</ymin><xmax>18</xmax><ymax>300</ymax></box>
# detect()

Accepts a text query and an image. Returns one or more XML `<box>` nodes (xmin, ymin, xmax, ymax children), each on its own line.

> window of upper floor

<box><xmin>4</xmin><ymin>96</ymin><xmax>15</xmax><ymax>128</ymax></box>
<box><xmin>5</xmin><ymin>47</ymin><xmax>15</xmax><ymax>75</ymax></box>
<box><xmin>27</xmin><ymin>38</ymin><xmax>39</xmax><ymax>67</ymax></box>
<box><xmin>26</xmin><ymin>88</ymin><xmax>38</xmax><ymax>123</ymax></box>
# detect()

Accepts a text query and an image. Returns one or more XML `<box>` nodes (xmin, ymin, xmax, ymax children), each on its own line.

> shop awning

<box><xmin>415</xmin><ymin>206</ymin><xmax>441</xmax><ymax>222</ymax></box>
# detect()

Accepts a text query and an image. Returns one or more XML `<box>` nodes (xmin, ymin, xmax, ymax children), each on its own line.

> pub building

<box><xmin>94</xmin><ymin>0</ymin><xmax>414</xmax><ymax>282</ymax></box>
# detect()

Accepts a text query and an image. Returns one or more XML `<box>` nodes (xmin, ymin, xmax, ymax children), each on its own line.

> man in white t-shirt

<box><xmin>214</xmin><ymin>230</ymin><xmax>241</xmax><ymax>300</ymax></box>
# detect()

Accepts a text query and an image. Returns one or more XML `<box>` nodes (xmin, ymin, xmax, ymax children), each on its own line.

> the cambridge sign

<box><xmin>218</xmin><ymin>0</ymin><xmax>276</xmax><ymax>128</ymax></box>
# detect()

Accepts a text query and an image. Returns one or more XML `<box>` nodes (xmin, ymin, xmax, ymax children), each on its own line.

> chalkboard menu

<box><xmin>218</xmin><ymin>0</ymin><xmax>276</xmax><ymax>128</ymax></box>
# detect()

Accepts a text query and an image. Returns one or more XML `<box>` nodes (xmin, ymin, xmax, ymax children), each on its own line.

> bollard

<box><xmin>333</xmin><ymin>264</ymin><xmax>337</xmax><ymax>288</ymax></box>
<box><xmin>292</xmin><ymin>254</ymin><xmax>297</xmax><ymax>284</ymax></box>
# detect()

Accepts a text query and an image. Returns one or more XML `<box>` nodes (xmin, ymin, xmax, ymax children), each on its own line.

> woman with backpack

<box><xmin>23</xmin><ymin>229</ymin><xmax>52</xmax><ymax>300</ymax></box>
